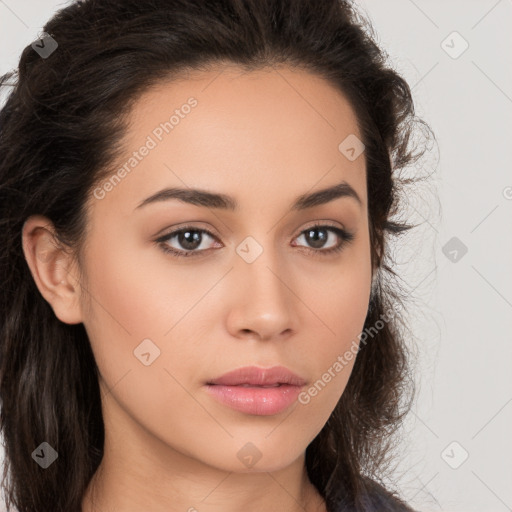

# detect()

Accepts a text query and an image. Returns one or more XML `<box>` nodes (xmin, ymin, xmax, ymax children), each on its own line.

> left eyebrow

<box><xmin>134</xmin><ymin>180</ymin><xmax>363</xmax><ymax>212</ymax></box>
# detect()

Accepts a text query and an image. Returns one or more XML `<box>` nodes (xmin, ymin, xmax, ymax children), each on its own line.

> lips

<box><xmin>206</xmin><ymin>365</ymin><xmax>307</xmax><ymax>387</ymax></box>
<box><xmin>204</xmin><ymin>365</ymin><xmax>307</xmax><ymax>415</ymax></box>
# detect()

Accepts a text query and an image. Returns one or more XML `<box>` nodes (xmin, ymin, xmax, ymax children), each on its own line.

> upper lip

<box><xmin>206</xmin><ymin>365</ymin><xmax>307</xmax><ymax>387</ymax></box>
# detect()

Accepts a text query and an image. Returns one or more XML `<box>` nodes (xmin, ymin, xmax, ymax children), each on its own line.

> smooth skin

<box><xmin>22</xmin><ymin>64</ymin><xmax>373</xmax><ymax>512</ymax></box>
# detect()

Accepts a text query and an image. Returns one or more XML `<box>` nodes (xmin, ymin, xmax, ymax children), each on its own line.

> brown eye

<box><xmin>292</xmin><ymin>224</ymin><xmax>355</xmax><ymax>255</ymax></box>
<box><xmin>156</xmin><ymin>227</ymin><xmax>220</xmax><ymax>258</ymax></box>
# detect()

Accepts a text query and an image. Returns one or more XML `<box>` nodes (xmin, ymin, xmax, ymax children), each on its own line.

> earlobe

<box><xmin>21</xmin><ymin>215</ymin><xmax>84</xmax><ymax>325</ymax></box>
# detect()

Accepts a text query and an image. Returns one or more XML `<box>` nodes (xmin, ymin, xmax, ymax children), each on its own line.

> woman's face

<box><xmin>75</xmin><ymin>65</ymin><xmax>372</xmax><ymax>472</ymax></box>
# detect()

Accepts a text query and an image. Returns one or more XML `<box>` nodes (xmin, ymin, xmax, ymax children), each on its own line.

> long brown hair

<box><xmin>0</xmin><ymin>1</ymin><xmax>434</xmax><ymax>510</ymax></box>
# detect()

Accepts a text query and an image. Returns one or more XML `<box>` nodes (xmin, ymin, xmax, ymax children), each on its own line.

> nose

<box><xmin>225</xmin><ymin>245</ymin><xmax>298</xmax><ymax>342</ymax></box>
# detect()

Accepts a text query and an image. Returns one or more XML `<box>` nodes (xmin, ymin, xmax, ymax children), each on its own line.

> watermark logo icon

<box><xmin>236</xmin><ymin>236</ymin><xmax>263</xmax><ymax>264</ymax></box>
<box><xmin>31</xmin><ymin>33</ymin><xmax>58</xmax><ymax>59</ymax></box>
<box><xmin>442</xmin><ymin>236</ymin><xmax>468</xmax><ymax>263</ymax></box>
<box><xmin>441</xmin><ymin>31</ymin><xmax>469</xmax><ymax>59</ymax></box>
<box><xmin>134</xmin><ymin>338</ymin><xmax>161</xmax><ymax>366</ymax></box>
<box><xmin>32</xmin><ymin>441</ymin><xmax>58</xmax><ymax>469</ymax></box>
<box><xmin>338</xmin><ymin>134</ymin><xmax>365</xmax><ymax>161</ymax></box>
<box><xmin>237</xmin><ymin>442</ymin><xmax>262</xmax><ymax>468</ymax></box>
<box><xmin>441</xmin><ymin>441</ymin><xmax>469</xmax><ymax>469</ymax></box>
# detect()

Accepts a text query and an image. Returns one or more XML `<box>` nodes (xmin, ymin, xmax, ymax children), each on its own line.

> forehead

<box><xmin>92</xmin><ymin>64</ymin><xmax>367</xmax><ymax>215</ymax></box>
<box><xmin>128</xmin><ymin>64</ymin><xmax>362</xmax><ymax>140</ymax></box>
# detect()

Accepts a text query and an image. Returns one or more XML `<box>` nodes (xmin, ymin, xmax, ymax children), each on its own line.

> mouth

<box><xmin>204</xmin><ymin>365</ymin><xmax>306</xmax><ymax>416</ymax></box>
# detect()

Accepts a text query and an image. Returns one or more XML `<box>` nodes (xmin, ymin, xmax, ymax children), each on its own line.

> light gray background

<box><xmin>1</xmin><ymin>1</ymin><xmax>511</xmax><ymax>511</ymax></box>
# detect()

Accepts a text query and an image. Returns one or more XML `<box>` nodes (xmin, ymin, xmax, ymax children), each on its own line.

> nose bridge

<box><xmin>236</xmin><ymin>233</ymin><xmax>288</xmax><ymax>301</ymax></box>
<box><xmin>229</xmin><ymin>232</ymin><xmax>296</xmax><ymax>337</ymax></box>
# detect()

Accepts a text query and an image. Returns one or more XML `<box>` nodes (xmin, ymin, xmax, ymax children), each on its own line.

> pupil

<box><xmin>179</xmin><ymin>230</ymin><xmax>201</xmax><ymax>250</ymax></box>
<box><xmin>306</xmin><ymin>228</ymin><xmax>327</xmax><ymax>249</ymax></box>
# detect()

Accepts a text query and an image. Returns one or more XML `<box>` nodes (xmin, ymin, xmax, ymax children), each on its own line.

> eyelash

<box><xmin>155</xmin><ymin>222</ymin><xmax>355</xmax><ymax>259</ymax></box>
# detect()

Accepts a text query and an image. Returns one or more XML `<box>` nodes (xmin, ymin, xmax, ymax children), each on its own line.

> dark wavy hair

<box><xmin>0</xmin><ymin>0</ymin><xmax>434</xmax><ymax>511</ymax></box>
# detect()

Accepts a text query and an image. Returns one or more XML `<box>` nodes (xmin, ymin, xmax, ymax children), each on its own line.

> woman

<box><xmin>0</xmin><ymin>0</ymin><xmax>433</xmax><ymax>511</ymax></box>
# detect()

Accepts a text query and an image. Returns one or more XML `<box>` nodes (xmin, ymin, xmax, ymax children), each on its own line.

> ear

<box><xmin>21</xmin><ymin>214</ymin><xmax>84</xmax><ymax>325</ymax></box>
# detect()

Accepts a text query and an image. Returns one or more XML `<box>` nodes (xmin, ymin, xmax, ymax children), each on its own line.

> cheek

<box><xmin>303</xmin><ymin>240</ymin><xmax>372</xmax><ymax>346</ymax></box>
<box><xmin>79</xmin><ymin>239</ymin><xmax>218</xmax><ymax>457</ymax></box>
<box><xmin>79</xmin><ymin>229</ymin><xmax>230</xmax><ymax>420</ymax></box>
<box><xmin>323</xmin><ymin>266</ymin><xmax>371</xmax><ymax>352</ymax></box>
<box><xmin>81</xmin><ymin>226</ymin><xmax>208</xmax><ymax>339</ymax></box>
<box><xmin>78</xmin><ymin>231</ymin><xmax>185</xmax><ymax>379</ymax></box>
<box><xmin>293</xmin><ymin>247</ymin><xmax>372</xmax><ymax>410</ymax></box>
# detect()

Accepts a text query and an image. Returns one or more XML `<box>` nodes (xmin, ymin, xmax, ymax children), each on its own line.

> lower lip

<box><xmin>204</xmin><ymin>384</ymin><xmax>303</xmax><ymax>416</ymax></box>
